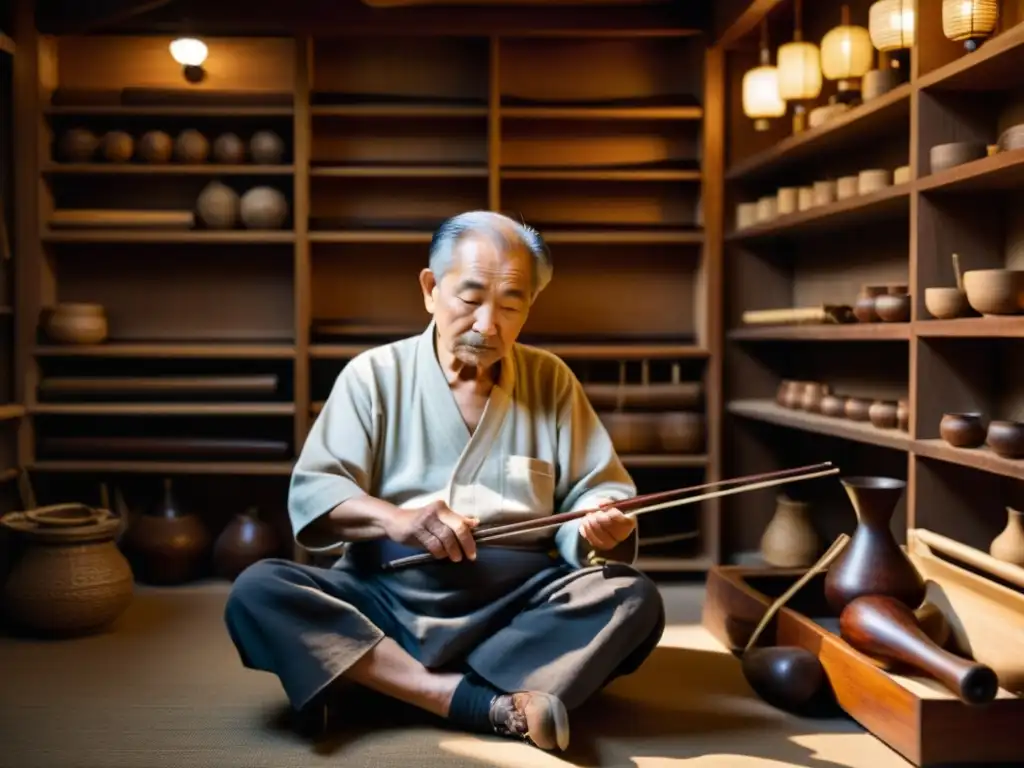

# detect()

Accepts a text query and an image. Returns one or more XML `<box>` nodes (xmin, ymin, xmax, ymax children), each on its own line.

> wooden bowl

<box><xmin>940</xmin><ymin>412</ymin><xmax>986</xmax><ymax>448</ymax></box>
<box><xmin>987</xmin><ymin>421</ymin><xmax>1024</xmax><ymax>459</ymax></box>
<box><xmin>599</xmin><ymin>412</ymin><xmax>704</xmax><ymax>455</ymax></box>
<box><xmin>42</xmin><ymin>303</ymin><xmax>108</xmax><ymax>345</ymax></box>
<box><xmin>998</xmin><ymin>123</ymin><xmax>1024</xmax><ymax>152</ymax></box>
<box><xmin>930</xmin><ymin>141</ymin><xmax>986</xmax><ymax>174</ymax></box>
<box><xmin>963</xmin><ymin>269</ymin><xmax>1024</xmax><ymax>316</ymax></box>
<box><xmin>924</xmin><ymin>287</ymin><xmax>969</xmax><ymax>319</ymax></box>
<box><xmin>875</xmin><ymin>293</ymin><xmax>911</xmax><ymax>322</ymax></box>
<box><xmin>844</xmin><ymin>398</ymin><xmax>871</xmax><ymax>422</ymax></box>
<box><xmin>869</xmin><ymin>401</ymin><xmax>899</xmax><ymax>429</ymax></box>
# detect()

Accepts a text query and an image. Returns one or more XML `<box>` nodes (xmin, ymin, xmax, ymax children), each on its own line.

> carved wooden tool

<box><xmin>839</xmin><ymin>595</ymin><xmax>999</xmax><ymax>705</ymax></box>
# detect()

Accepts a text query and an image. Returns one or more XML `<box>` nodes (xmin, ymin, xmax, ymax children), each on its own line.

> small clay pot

<box><xmin>875</xmin><ymin>293</ymin><xmax>911</xmax><ymax>322</ymax></box>
<box><xmin>897</xmin><ymin>399</ymin><xmax>909</xmax><ymax>432</ymax></box>
<box><xmin>939</xmin><ymin>412</ymin><xmax>986</xmax><ymax>448</ymax></box>
<box><xmin>820</xmin><ymin>394</ymin><xmax>846</xmax><ymax>418</ymax></box>
<box><xmin>924</xmin><ymin>287</ymin><xmax>969</xmax><ymax>319</ymax></box>
<box><xmin>853</xmin><ymin>286</ymin><xmax>884</xmax><ymax>323</ymax></box>
<box><xmin>986</xmin><ymin>421</ymin><xmax>1024</xmax><ymax>459</ymax></box>
<box><xmin>784</xmin><ymin>382</ymin><xmax>808</xmax><ymax>410</ymax></box>
<box><xmin>801</xmin><ymin>383</ymin><xmax>830</xmax><ymax>413</ymax></box>
<box><xmin>844</xmin><ymin>398</ymin><xmax>871</xmax><ymax>422</ymax></box>
<box><xmin>887</xmin><ymin>284</ymin><xmax>908</xmax><ymax>295</ymax></box>
<box><xmin>869</xmin><ymin>401</ymin><xmax>899</xmax><ymax>429</ymax></box>
<box><xmin>42</xmin><ymin>303</ymin><xmax>108</xmax><ymax>345</ymax></box>
<box><xmin>776</xmin><ymin>380</ymin><xmax>795</xmax><ymax>407</ymax></box>
<box><xmin>101</xmin><ymin>130</ymin><xmax>134</xmax><ymax>162</ymax></box>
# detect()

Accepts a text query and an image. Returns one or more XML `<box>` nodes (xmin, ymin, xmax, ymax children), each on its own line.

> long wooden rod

<box><xmin>383</xmin><ymin>465</ymin><xmax>839</xmax><ymax>571</ymax></box>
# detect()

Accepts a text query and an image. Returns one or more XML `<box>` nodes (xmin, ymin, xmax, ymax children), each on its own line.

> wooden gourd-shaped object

<box><xmin>990</xmin><ymin>507</ymin><xmax>1024</xmax><ymax>566</ymax></box>
<box><xmin>760</xmin><ymin>494</ymin><xmax>821</xmax><ymax>567</ymax></box>
<box><xmin>213</xmin><ymin>506</ymin><xmax>280</xmax><ymax>580</ymax></box>
<box><xmin>121</xmin><ymin>478</ymin><xmax>210</xmax><ymax>585</ymax></box>
<box><xmin>823</xmin><ymin>476</ymin><xmax>926</xmax><ymax>614</ymax></box>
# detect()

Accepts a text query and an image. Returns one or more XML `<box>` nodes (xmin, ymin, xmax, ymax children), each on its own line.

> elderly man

<box><xmin>224</xmin><ymin>211</ymin><xmax>665</xmax><ymax>752</ymax></box>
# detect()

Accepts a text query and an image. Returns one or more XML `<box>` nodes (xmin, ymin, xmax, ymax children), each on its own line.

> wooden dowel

<box><xmin>910</xmin><ymin>528</ymin><xmax>1024</xmax><ymax>592</ymax></box>
<box><xmin>472</xmin><ymin>462</ymin><xmax>833</xmax><ymax>541</ymax></box>
<box><xmin>383</xmin><ymin>465</ymin><xmax>840</xmax><ymax>571</ymax></box>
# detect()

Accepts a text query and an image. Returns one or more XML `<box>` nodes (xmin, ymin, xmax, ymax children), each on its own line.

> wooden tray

<box><xmin>702</xmin><ymin>551</ymin><xmax>1024</xmax><ymax>767</ymax></box>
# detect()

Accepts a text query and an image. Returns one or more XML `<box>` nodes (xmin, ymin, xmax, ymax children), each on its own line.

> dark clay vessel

<box><xmin>987</xmin><ymin>420</ymin><xmax>1024</xmax><ymax>458</ymax></box>
<box><xmin>939</xmin><ymin>412</ymin><xmax>986</xmax><ymax>448</ymax></box>
<box><xmin>741</xmin><ymin>646</ymin><xmax>833</xmax><ymax>716</ymax></box>
<box><xmin>820</xmin><ymin>394</ymin><xmax>846</xmax><ymax>418</ymax></box>
<box><xmin>824</xmin><ymin>476</ymin><xmax>925</xmax><ymax>615</ymax></box>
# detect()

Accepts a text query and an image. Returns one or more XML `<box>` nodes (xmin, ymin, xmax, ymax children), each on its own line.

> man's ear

<box><xmin>419</xmin><ymin>268</ymin><xmax>438</xmax><ymax>313</ymax></box>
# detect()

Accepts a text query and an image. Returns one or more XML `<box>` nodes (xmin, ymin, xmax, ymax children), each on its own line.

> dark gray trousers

<box><xmin>224</xmin><ymin>552</ymin><xmax>665</xmax><ymax>713</ymax></box>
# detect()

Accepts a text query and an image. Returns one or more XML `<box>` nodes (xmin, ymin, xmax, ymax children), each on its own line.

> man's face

<box><xmin>420</xmin><ymin>234</ymin><xmax>533</xmax><ymax>369</ymax></box>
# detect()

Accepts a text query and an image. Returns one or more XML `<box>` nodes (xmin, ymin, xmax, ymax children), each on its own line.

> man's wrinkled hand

<box><xmin>579</xmin><ymin>505</ymin><xmax>636</xmax><ymax>551</ymax></box>
<box><xmin>386</xmin><ymin>501</ymin><xmax>479</xmax><ymax>562</ymax></box>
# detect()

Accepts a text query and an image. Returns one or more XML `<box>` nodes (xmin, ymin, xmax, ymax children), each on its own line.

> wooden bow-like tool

<box><xmin>382</xmin><ymin>461</ymin><xmax>840</xmax><ymax>571</ymax></box>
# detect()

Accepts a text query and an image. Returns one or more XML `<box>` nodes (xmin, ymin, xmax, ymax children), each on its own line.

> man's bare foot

<box><xmin>489</xmin><ymin>691</ymin><xmax>570</xmax><ymax>751</ymax></box>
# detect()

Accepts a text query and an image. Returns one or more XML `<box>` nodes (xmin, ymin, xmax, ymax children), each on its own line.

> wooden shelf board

<box><xmin>44</xmin><ymin>164</ymin><xmax>296</xmax><ymax>176</ymax></box>
<box><xmin>725</xmin><ymin>84</ymin><xmax>912</xmax><ymax>182</ymax></box>
<box><xmin>310</xmin><ymin>343</ymin><xmax>708</xmax><ymax>361</ymax></box>
<box><xmin>715</xmin><ymin>0</ymin><xmax>785</xmax><ymax>49</ymax></box>
<box><xmin>499</xmin><ymin>28</ymin><xmax>704</xmax><ymax>39</ymax></box>
<box><xmin>502</xmin><ymin>169</ymin><xmax>702</xmax><ymax>182</ymax></box>
<box><xmin>30</xmin><ymin>460</ymin><xmax>296</xmax><ymax>475</ymax></box>
<box><xmin>621</xmin><ymin>454</ymin><xmax>708</xmax><ymax>468</ymax></box>
<box><xmin>728</xmin><ymin>399</ymin><xmax>913</xmax><ymax>451</ymax></box>
<box><xmin>728</xmin><ymin>323</ymin><xmax>910</xmax><ymax>341</ymax></box>
<box><xmin>500</xmin><ymin>106</ymin><xmax>703</xmax><ymax>121</ymax></box>
<box><xmin>914</xmin><ymin>439</ymin><xmax>1024</xmax><ymax>481</ymax></box>
<box><xmin>917</xmin><ymin>149</ymin><xmax>1024</xmax><ymax>193</ymax></box>
<box><xmin>0</xmin><ymin>32</ymin><xmax>14</xmax><ymax>55</ymax></box>
<box><xmin>0</xmin><ymin>467</ymin><xmax>18</xmax><ymax>484</ymax></box>
<box><xmin>311</xmin><ymin>105</ymin><xmax>487</xmax><ymax>118</ymax></box>
<box><xmin>29</xmin><ymin>403</ymin><xmax>296</xmax><ymax>416</ymax></box>
<box><xmin>914</xmin><ymin>318</ymin><xmax>1024</xmax><ymax>337</ymax></box>
<box><xmin>917</xmin><ymin>21</ymin><xmax>1024</xmax><ymax>91</ymax></box>
<box><xmin>309</xmin><ymin>231</ymin><xmax>433</xmax><ymax>244</ymax></box>
<box><xmin>42</xmin><ymin>230</ymin><xmax>296</xmax><ymax>244</ymax></box>
<box><xmin>45</xmin><ymin>105</ymin><xmax>294</xmax><ymax>117</ymax></box>
<box><xmin>541</xmin><ymin>229</ymin><xmax>704</xmax><ymax>244</ymax></box>
<box><xmin>34</xmin><ymin>343</ymin><xmax>296</xmax><ymax>359</ymax></box>
<box><xmin>0</xmin><ymin>404</ymin><xmax>26</xmax><ymax>421</ymax></box>
<box><xmin>310</xmin><ymin>165</ymin><xmax>487</xmax><ymax>179</ymax></box>
<box><xmin>726</xmin><ymin>183</ymin><xmax>911</xmax><ymax>242</ymax></box>
<box><xmin>635</xmin><ymin>554</ymin><xmax>714</xmax><ymax>572</ymax></box>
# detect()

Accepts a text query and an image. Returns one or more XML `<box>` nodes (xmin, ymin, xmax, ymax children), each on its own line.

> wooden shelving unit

<box><xmin>719</xmin><ymin>0</ymin><xmax>1024</xmax><ymax>565</ymax></box>
<box><xmin>10</xmin><ymin>15</ymin><xmax>723</xmax><ymax>573</ymax></box>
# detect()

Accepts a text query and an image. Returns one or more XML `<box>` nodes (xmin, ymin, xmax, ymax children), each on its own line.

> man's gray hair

<box><xmin>428</xmin><ymin>211</ymin><xmax>553</xmax><ymax>299</ymax></box>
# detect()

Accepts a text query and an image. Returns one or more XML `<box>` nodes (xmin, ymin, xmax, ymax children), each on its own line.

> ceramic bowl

<box><xmin>869</xmin><ymin>401</ymin><xmax>899</xmax><ymax>429</ymax></box>
<box><xmin>820</xmin><ymin>394</ymin><xmax>846</xmax><ymax>418</ymax></box>
<box><xmin>858</xmin><ymin>168</ymin><xmax>891</xmax><ymax>194</ymax></box>
<box><xmin>963</xmin><ymin>269</ymin><xmax>1024</xmax><ymax>316</ymax></box>
<box><xmin>875</xmin><ymin>293</ymin><xmax>911</xmax><ymax>322</ymax></box>
<box><xmin>930</xmin><ymin>141</ymin><xmax>987</xmax><ymax>174</ymax></box>
<box><xmin>893</xmin><ymin>165</ymin><xmax>911</xmax><ymax>185</ymax></box>
<box><xmin>924</xmin><ymin>287</ymin><xmax>970</xmax><ymax>319</ymax></box>
<box><xmin>987</xmin><ymin>421</ymin><xmax>1024</xmax><ymax>459</ymax></box>
<box><xmin>837</xmin><ymin>175</ymin><xmax>859</xmax><ymax>200</ymax></box>
<box><xmin>940</xmin><ymin>412</ymin><xmax>986</xmax><ymax>448</ymax></box>
<box><xmin>844</xmin><ymin>398</ymin><xmax>871</xmax><ymax>422</ymax></box>
<box><xmin>897</xmin><ymin>399</ymin><xmax>909</xmax><ymax>432</ymax></box>
<box><xmin>862</xmin><ymin>67</ymin><xmax>903</xmax><ymax>101</ymax></box>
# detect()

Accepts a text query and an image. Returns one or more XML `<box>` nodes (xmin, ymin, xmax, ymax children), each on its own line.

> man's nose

<box><xmin>473</xmin><ymin>305</ymin><xmax>496</xmax><ymax>336</ymax></box>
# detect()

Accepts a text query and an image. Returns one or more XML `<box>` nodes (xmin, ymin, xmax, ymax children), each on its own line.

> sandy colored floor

<box><xmin>0</xmin><ymin>581</ymin><xmax>914</xmax><ymax>768</ymax></box>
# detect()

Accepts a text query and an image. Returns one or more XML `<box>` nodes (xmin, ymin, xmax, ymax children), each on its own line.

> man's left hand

<box><xmin>579</xmin><ymin>505</ymin><xmax>636</xmax><ymax>550</ymax></box>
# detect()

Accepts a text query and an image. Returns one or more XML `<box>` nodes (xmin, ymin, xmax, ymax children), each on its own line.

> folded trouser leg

<box><xmin>223</xmin><ymin>558</ymin><xmax>414</xmax><ymax>712</ymax></box>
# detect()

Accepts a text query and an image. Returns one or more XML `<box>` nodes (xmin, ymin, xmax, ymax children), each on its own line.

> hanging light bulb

<box><xmin>942</xmin><ymin>0</ymin><xmax>999</xmax><ymax>52</ymax></box>
<box><xmin>170</xmin><ymin>37</ymin><xmax>208</xmax><ymax>83</ymax></box>
<box><xmin>821</xmin><ymin>4</ymin><xmax>874</xmax><ymax>103</ymax></box>
<box><xmin>743</xmin><ymin>22</ymin><xmax>786</xmax><ymax>132</ymax></box>
<box><xmin>777</xmin><ymin>0</ymin><xmax>821</xmax><ymax>134</ymax></box>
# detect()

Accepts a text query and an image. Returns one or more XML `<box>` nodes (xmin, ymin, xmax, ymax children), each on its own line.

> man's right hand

<box><xmin>385</xmin><ymin>501</ymin><xmax>479</xmax><ymax>562</ymax></box>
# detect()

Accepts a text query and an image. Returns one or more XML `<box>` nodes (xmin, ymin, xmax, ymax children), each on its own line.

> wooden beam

<box><xmin>716</xmin><ymin>0</ymin><xmax>786</xmax><ymax>49</ymax></box>
<box><xmin>35</xmin><ymin>0</ymin><xmax>176</xmax><ymax>35</ymax></box>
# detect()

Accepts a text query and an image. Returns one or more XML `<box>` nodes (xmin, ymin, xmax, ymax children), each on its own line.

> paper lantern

<box><xmin>743</xmin><ymin>62</ymin><xmax>786</xmax><ymax>131</ymax></box>
<box><xmin>869</xmin><ymin>0</ymin><xmax>915</xmax><ymax>51</ymax></box>
<box><xmin>942</xmin><ymin>0</ymin><xmax>999</xmax><ymax>51</ymax></box>
<box><xmin>777</xmin><ymin>41</ymin><xmax>822</xmax><ymax>101</ymax></box>
<box><xmin>821</xmin><ymin>20</ymin><xmax>874</xmax><ymax>81</ymax></box>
